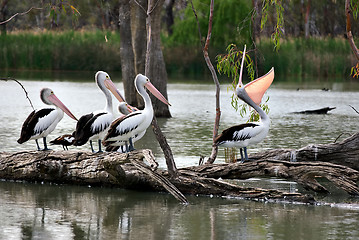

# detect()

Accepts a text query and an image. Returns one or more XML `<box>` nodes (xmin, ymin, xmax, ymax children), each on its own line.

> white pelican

<box><xmin>72</xmin><ymin>71</ymin><xmax>126</xmax><ymax>152</ymax></box>
<box><xmin>103</xmin><ymin>74</ymin><xmax>170</xmax><ymax>152</ymax></box>
<box><xmin>214</xmin><ymin>45</ymin><xmax>274</xmax><ymax>162</ymax></box>
<box><xmin>17</xmin><ymin>88</ymin><xmax>77</xmax><ymax>151</ymax></box>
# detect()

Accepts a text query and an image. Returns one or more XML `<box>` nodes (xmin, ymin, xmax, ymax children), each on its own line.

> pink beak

<box><xmin>243</xmin><ymin>68</ymin><xmax>274</xmax><ymax>105</ymax></box>
<box><xmin>48</xmin><ymin>94</ymin><xmax>78</xmax><ymax>121</ymax></box>
<box><xmin>104</xmin><ymin>79</ymin><xmax>126</xmax><ymax>103</ymax></box>
<box><xmin>145</xmin><ymin>82</ymin><xmax>171</xmax><ymax>106</ymax></box>
<box><xmin>237</xmin><ymin>45</ymin><xmax>274</xmax><ymax>105</ymax></box>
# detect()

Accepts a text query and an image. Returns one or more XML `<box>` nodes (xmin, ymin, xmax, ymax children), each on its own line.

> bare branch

<box><xmin>191</xmin><ymin>0</ymin><xmax>220</xmax><ymax>164</ymax></box>
<box><xmin>132</xmin><ymin>0</ymin><xmax>148</xmax><ymax>15</ymax></box>
<box><xmin>0</xmin><ymin>77</ymin><xmax>34</xmax><ymax>110</ymax></box>
<box><xmin>345</xmin><ymin>0</ymin><xmax>359</xmax><ymax>61</ymax></box>
<box><xmin>190</xmin><ymin>1</ymin><xmax>204</xmax><ymax>48</ymax></box>
<box><xmin>0</xmin><ymin>7</ymin><xmax>42</xmax><ymax>25</ymax></box>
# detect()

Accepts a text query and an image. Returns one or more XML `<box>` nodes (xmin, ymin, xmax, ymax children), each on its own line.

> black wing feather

<box><xmin>214</xmin><ymin>123</ymin><xmax>258</xmax><ymax>145</ymax></box>
<box><xmin>73</xmin><ymin>112</ymin><xmax>109</xmax><ymax>146</ymax></box>
<box><xmin>17</xmin><ymin>108</ymin><xmax>55</xmax><ymax>144</ymax></box>
<box><xmin>104</xmin><ymin>112</ymin><xmax>142</xmax><ymax>140</ymax></box>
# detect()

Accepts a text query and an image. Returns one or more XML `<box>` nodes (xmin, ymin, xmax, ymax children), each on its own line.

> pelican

<box><xmin>17</xmin><ymin>88</ymin><xmax>77</xmax><ymax>151</ymax></box>
<box><xmin>214</xmin><ymin>45</ymin><xmax>274</xmax><ymax>162</ymax></box>
<box><xmin>103</xmin><ymin>74</ymin><xmax>170</xmax><ymax>152</ymax></box>
<box><xmin>72</xmin><ymin>71</ymin><xmax>126</xmax><ymax>152</ymax></box>
<box><xmin>105</xmin><ymin>102</ymin><xmax>139</xmax><ymax>152</ymax></box>
<box><xmin>50</xmin><ymin>133</ymin><xmax>75</xmax><ymax>150</ymax></box>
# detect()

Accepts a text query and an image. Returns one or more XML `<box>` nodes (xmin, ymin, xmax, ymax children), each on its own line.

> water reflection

<box><xmin>1</xmin><ymin>181</ymin><xmax>359</xmax><ymax>240</ymax></box>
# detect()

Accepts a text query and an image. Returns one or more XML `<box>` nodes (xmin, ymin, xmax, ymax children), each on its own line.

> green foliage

<box><xmin>0</xmin><ymin>31</ymin><xmax>121</xmax><ymax>71</ymax></box>
<box><xmin>257</xmin><ymin>37</ymin><xmax>354</xmax><ymax>79</ymax></box>
<box><xmin>217</xmin><ymin>44</ymin><xmax>270</xmax><ymax>122</ymax></box>
<box><xmin>165</xmin><ymin>0</ymin><xmax>252</xmax><ymax>49</ymax></box>
<box><xmin>351</xmin><ymin>62</ymin><xmax>359</xmax><ymax>78</ymax></box>
<box><xmin>261</xmin><ymin>0</ymin><xmax>285</xmax><ymax>51</ymax></box>
<box><xmin>351</xmin><ymin>0</ymin><xmax>359</xmax><ymax>19</ymax></box>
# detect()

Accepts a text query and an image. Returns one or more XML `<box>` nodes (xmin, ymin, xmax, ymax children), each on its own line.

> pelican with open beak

<box><xmin>215</xmin><ymin>45</ymin><xmax>274</xmax><ymax>162</ymax></box>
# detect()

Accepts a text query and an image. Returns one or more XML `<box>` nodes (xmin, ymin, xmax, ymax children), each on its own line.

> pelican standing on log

<box><xmin>105</xmin><ymin>102</ymin><xmax>143</xmax><ymax>152</ymax></box>
<box><xmin>17</xmin><ymin>88</ymin><xmax>78</xmax><ymax>151</ymax></box>
<box><xmin>72</xmin><ymin>71</ymin><xmax>126</xmax><ymax>152</ymax></box>
<box><xmin>214</xmin><ymin>45</ymin><xmax>274</xmax><ymax>162</ymax></box>
<box><xmin>103</xmin><ymin>74</ymin><xmax>170</xmax><ymax>152</ymax></box>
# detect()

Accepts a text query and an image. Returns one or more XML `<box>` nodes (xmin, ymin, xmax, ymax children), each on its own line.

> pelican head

<box><xmin>118</xmin><ymin>102</ymin><xmax>132</xmax><ymax>116</ymax></box>
<box><xmin>96</xmin><ymin>71</ymin><xmax>126</xmax><ymax>103</ymax></box>
<box><xmin>235</xmin><ymin>45</ymin><xmax>274</xmax><ymax>106</ymax></box>
<box><xmin>135</xmin><ymin>74</ymin><xmax>171</xmax><ymax>106</ymax></box>
<box><xmin>40</xmin><ymin>88</ymin><xmax>78</xmax><ymax>121</ymax></box>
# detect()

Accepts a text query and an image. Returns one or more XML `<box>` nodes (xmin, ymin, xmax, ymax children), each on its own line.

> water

<box><xmin>1</xmin><ymin>77</ymin><xmax>359</xmax><ymax>239</ymax></box>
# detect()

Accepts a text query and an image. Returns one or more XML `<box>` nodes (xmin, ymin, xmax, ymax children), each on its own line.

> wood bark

<box><xmin>1</xmin><ymin>132</ymin><xmax>358</xmax><ymax>203</ymax></box>
<box><xmin>0</xmin><ymin>149</ymin><xmax>314</xmax><ymax>204</ymax></box>
<box><xmin>131</xmin><ymin>0</ymin><xmax>147</xmax><ymax>107</ymax></box>
<box><xmin>118</xmin><ymin>0</ymin><xmax>137</xmax><ymax>106</ymax></box>
<box><xmin>145</xmin><ymin>0</ymin><xmax>171</xmax><ymax>117</ymax></box>
<box><xmin>250</xmin><ymin>132</ymin><xmax>359</xmax><ymax>171</ymax></box>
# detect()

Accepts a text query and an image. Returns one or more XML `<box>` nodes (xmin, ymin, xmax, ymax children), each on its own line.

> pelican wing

<box><xmin>73</xmin><ymin>112</ymin><xmax>111</xmax><ymax>146</ymax></box>
<box><xmin>18</xmin><ymin>108</ymin><xmax>55</xmax><ymax>143</ymax></box>
<box><xmin>105</xmin><ymin>112</ymin><xmax>144</xmax><ymax>140</ymax></box>
<box><xmin>244</xmin><ymin>67</ymin><xmax>274</xmax><ymax>105</ymax></box>
<box><xmin>215</xmin><ymin>123</ymin><xmax>259</xmax><ymax>145</ymax></box>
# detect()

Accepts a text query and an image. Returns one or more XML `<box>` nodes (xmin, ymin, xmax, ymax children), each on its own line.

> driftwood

<box><xmin>292</xmin><ymin>107</ymin><xmax>336</xmax><ymax>114</ymax></box>
<box><xmin>1</xmin><ymin>132</ymin><xmax>358</xmax><ymax>203</ymax></box>
<box><xmin>251</xmin><ymin>132</ymin><xmax>359</xmax><ymax>171</ymax></box>
<box><xmin>0</xmin><ymin>149</ymin><xmax>314</xmax><ymax>204</ymax></box>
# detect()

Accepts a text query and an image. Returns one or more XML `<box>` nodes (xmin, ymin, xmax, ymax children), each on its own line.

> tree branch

<box><xmin>345</xmin><ymin>0</ymin><xmax>359</xmax><ymax>61</ymax></box>
<box><xmin>0</xmin><ymin>6</ymin><xmax>42</xmax><ymax>25</ymax></box>
<box><xmin>0</xmin><ymin>77</ymin><xmax>34</xmax><ymax>110</ymax></box>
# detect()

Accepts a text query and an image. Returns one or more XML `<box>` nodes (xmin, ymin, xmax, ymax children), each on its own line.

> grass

<box><xmin>0</xmin><ymin>31</ymin><xmax>357</xmax><ymax>80</ymax></box>
<box><xmin>0</xmin><ymin>30</ymin><xmax>122</xmax><ymax>71</ymax></box>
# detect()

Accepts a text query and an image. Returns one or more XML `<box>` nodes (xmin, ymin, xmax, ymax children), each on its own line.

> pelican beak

<box><xmin>48</xmin><ymin>94</ymin><xmax>78</xmax><ymax>121</ymax></box>
<box><xmin>128</xmin><ymin>105</ymin><xmax>139</xmax><ymax>112</ymax></box>
<box><xmin>237</xmin><ymin>45</ymin><xmax>247</xmax><ymax>88</ymax></box>
<box><xmin>104</xmin><ymin>79</ymin><xmax>126</xmax><ymax>103</ymax></box>
<box><xmin>145</xmin><ymin>82</ymin><xmax>171</xmax><ymax>106</ymax></box>
<box><xmin>244</xmin><ymin>67</ymin><xmax>274</xmax><ymax>105</ymax></box>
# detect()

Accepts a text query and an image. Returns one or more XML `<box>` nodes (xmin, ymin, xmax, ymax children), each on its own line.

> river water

<box><xmin>1</xmin><ymin>76</ymin><xmax>359</xmax><ymax>239</ymax></box>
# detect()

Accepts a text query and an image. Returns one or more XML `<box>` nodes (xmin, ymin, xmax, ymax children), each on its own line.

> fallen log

<box><xmin>183</xmin><ymin>160</ymin><xmax>359</xmax><ymax>195</ymax></box>
<box><xmin>251</xmin><ymin>132</ymin><xmax>359</xmax><ymax>171</ymax></box>
<box><xmin>0</xmin><ymin>150</ymin><xmax>314</xmax><ymax>204</ymax></box>
<box><xmin>2</xmin><ymin>132</ymin><xmax>359</xmax><ymax>202</ymax></box>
